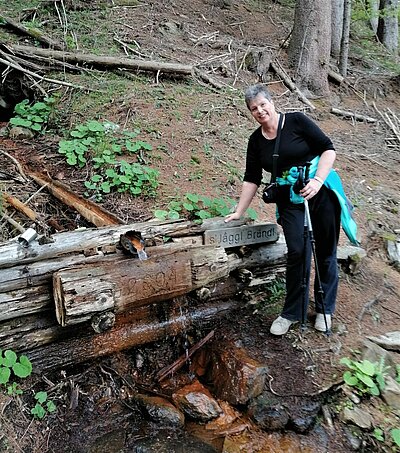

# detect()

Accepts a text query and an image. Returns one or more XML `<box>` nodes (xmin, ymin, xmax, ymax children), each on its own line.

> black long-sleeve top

<box><xmin>243</xmin><ymin>112</ymin><xmax>335</xmax><ymax>186</ymax></box>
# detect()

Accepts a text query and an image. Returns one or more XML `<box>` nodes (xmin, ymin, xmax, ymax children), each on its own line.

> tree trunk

<box><xmin>368</xmin><ymin>0</ymin><xmax>380</xmax><ymax>33</ymax></box>
<box><xmin>288</xmin><ymin>0</ymin><xmax>332</xmax><ymax>96</ymax></box>
<box><xmin>331</xmin><ymin>0</ymin><xmax>344</xmax><ymax>59</ymax></box>
<box><xmin>377</xmin><ymin>0</ymin><xmax>399</xmax><ymax>54</ymax></box>
<box><xmin>339</xmin><ymin>0</ymin><xmax>352</xmax><ymax>77</ymax></box>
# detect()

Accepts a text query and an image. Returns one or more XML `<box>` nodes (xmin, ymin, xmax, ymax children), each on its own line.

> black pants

<box><xmin>277</xmin><ymin>186</ymin><xmax>341</xmax><ymax>321</ymax></box>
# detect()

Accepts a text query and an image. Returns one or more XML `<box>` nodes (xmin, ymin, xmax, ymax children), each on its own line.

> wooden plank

<box><xmin>204</xmin><ymin>223</ymin><xmax>278</xmax><ymax>247</ymax></box>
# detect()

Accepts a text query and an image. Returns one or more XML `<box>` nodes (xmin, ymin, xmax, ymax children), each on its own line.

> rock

<box><xmin>362</xmin><ymin>339</ymin><xmax>398</xmax><ymax>378</ymax></box>
<box><xmin>131</xmin><ymin>431</ymin><xmax>218</xmax><ymax>453</ymax></box>
<box><xmin>340</xmin><ymin>406</ymin><xmax>373</xmax><ymax>430</ymax></box>
<box><xmin>134</xmin><ymin>393</ymin><xmax>185</xmax><ymax>427</ymax></box>
<box><xmin>248</xmin><ymin>393</ymin><xmax>289</xmax><ymax>431</ymax></box>
<box><xmin>8</xmin><ymin>126</ymin><xmax>34</xmax><ymax>139</ymax></box>
<box><xmin>366</xmin><ymin>331</ymin><xmax>400</xmax><ymax>352</ymax></box>
<box><xmin>201</xmin><ymin>341</ymin><xmax>268</xmax><ymax>405</ymax></box>
<box><xmin>381</xmin><ymin>375</ymin><xmax>400</xmax><ymax>410</ymax></box>
<box><xmin>172</xmin><ymin>380</ymin><xmax>222</xmax><ymax>422</ymax></box>
<box><xmin>288</xmin><ymin>400</ymin><xmax>321</xmax><ymax>434</ymax></box>
<box><xmin>343</xmin><ymin>426</ymin><xmax>363</xmax><ymax>450</ymax></box>
<box><xmin>386</xmin><ymin>237</ymin><xmax>400</xmax><ymax>268</ymax></box>
<box><xmin>337</xmin><ymin>245</ymin><xmax>366</xmax><ymax>274</ymax></box>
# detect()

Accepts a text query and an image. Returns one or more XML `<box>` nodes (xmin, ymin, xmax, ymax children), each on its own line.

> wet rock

<box><xmin>134</xmin><ymin>393</ymin><xmax>185</xmax><ymax>427</ymax></box>
<box><xmin>381</xmin><ymin>375</ymin><xmax>400</xmax><ymax>410</ymax></box>
<box><xmin>89</xmin><ymin>429</ymin><xmax>126</xmax><ymax>453</ymax></box>
<box><xmin>8</xmin><ymin>126</ymin><xmax>34</xmax><ymax>139</ymax></box>
<box><xmin>172</xmin><ymin>380</ymin><xmax>222</xmax><ymax>422</ymax></box>
<box><xmin>288</xmin><ymin>399</ymin><xmax>321</xmax><ymax>433</ymax></box>
<box><xmin>131</xmin><ymin>429</ymin><xmax>218</xmax><ymax>453</ymax></box>
<box><xmin>248</xmin><ymin>393</ymin><xmax>289</xmax><ymax>431</ymax></box>
<box><xmin>202</xmin><ymin>341</ymin><xmax>268</xmax><ymax>405</ymax></box>
<box><xmin>340</xmin><ymin>406</ymin><xmax>373</xmax><ymax>429</ymax></box>
<box><xmin>366</xmin><ymin>331</ymin><xmax>400</xmax><ymax>351</ymax></box>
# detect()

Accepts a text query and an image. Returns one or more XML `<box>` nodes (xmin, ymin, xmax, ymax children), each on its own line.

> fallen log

<box><xmin>270</xmin><ymin>61</ymin><xmax>316</xmax><ymax>111</ymax></box>
<box><xmin>331</xmin><ymin>107</ymin><xmax>377</xmax><ymax>123</ymax></box>
<box><xmin>0</xmin><ymin>15</ymin><xmax>64</xmax><ymax>50</ymax></box>
<box><xmin>0</xmin><ymin>219</ymin><xmax>193</xmax><ymax>269</ymax></box>
<box><xmin>27</xmin><ymin>298</ymin><xmax>239</xmax><ymax>372</ymax></box>
<box><xmin>0</xmin><ymin>284</ymin><xmax>52</xmax><ymax>322</ymax></box>
<box><xmin>53</xmin><ymin>245</ymin><xmax>231</xmax><ymax>326</ymax></box>
<box><xmin>10</xmin><ymin>44</ymin><xmax>193</xmax><ymax>75</ymax></box>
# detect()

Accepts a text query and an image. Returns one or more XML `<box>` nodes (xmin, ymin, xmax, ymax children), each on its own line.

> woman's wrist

<box><xmin>313</xmin><ymin>175</ymin><xmax>324</xmax><ymax>185</ymax></box>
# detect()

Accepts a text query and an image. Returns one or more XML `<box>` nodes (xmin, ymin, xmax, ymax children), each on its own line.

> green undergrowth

<box><xmin>0</xmin><ymin>349</ymin><xmax>56</xmax><ymax>420</ymax></box>
<box><xmin>154</xmin><ymin>192</ymin><xmax>257</xmax><ymax>223</ymax></box>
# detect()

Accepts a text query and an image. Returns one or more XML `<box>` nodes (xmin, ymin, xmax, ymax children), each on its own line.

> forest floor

<box><xmin>0</xmin><ymin>0</ymin><xmax>400</xmax><ymax>452</ymax></box>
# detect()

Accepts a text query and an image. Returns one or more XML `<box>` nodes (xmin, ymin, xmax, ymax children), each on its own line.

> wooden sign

<box><xmin>204</xmin><ymin>223</ymin><xmax>278</xmax><ymax>247</ymax></box>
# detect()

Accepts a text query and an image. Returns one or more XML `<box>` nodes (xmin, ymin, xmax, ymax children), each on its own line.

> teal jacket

<box><xmin>276</xmin><ymin>157</ymin><xmax>359</xmax><ymax>245</ymax></box>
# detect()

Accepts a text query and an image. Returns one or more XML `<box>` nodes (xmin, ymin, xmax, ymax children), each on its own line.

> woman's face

<box><xmin>248</xmin><ymin>93</ymin><xmax>276</xmax><ymax>126</ymax></box>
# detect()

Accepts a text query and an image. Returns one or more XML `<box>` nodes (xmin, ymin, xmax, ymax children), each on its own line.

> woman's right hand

<box><xmin>224</xmin><ymin>212</ymin><xmax>241</xmax><ymax>223</ymax></box>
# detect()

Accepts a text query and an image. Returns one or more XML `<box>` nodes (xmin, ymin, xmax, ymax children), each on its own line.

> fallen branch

<box><xmin>0</xmin><ymin>56</ymin><xmax>88</xmax><ymax>91</ymax></box>
<box><xmin>0</xmin><ymin>212</ymin><xmax>25</xmax><ymax>233</ymax></box>
<box><xmin>156</xmin><ymin>330</ymin><xmax>215</xmax><ymax>381</ymax></box>
<box><xmin>25</xmin><ymin>170</ymin><xmax>124</xmax><ymax>227</ymax></box>
<box><xmin>0</xmin><ymin>15</ymin><xmax>64</xmax><ymax>50</ymax></box>
<box><xmin>2</xmin><ymin>193</ymin><xmax>39</xmax><ymax>222</ymax></box>
<box><xmin>373</xmin><ymin>102</ymin><xmax>400</xmax><ymax>143</ymax></box>
<box><xmin>331</xmin><ymin>107</ymin><xmax>377</xmax><ymax>123</ymax></box>
<box><xmin>270</xmin><ymin>60</ymin><xmax>316</xmax><ymax>110</ymax></box>
<box><xmin>0</xmin><ymin>149</ymin><xmax>28</xmax><ymax>182</ymax></box>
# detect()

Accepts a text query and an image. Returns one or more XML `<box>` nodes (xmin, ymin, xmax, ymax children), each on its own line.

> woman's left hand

<box><xmin>300</xmin><ymin>178</ymin><xmax>323</xmax><ymax>200</ymax></box>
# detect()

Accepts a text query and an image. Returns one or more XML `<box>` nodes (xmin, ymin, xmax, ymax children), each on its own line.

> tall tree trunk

<box><xmin>288</xmin><ymin>0</ymin><xmax>332</xmax><ymax>96</ymax></box>
<box><xmin>331</xmin><ymin>0</ymin><xmax>345</xmax><ymax>60</ymax></box>
<box><xmin>368</xmin><ymin>0</ymin><xmax>380</xmax><ymax>33</ymax></box>
<box><xmin>339</xmin><ymin>0</ymin><xmax>352</xmax><ymax>76</ymax></box>
<box><xmin>377</xmin><ymin>0</ymin><xmax>399</xmax><ymax>54</ymax></box>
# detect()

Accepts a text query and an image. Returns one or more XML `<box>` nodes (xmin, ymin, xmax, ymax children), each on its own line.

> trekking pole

<box><xmin>293</xmin><ymin>166</ymin><xmax>308</xmax><ymax>332</ymax></box>
<box><xmin>303</xmin><ymin>163</ymin><xmax>331</xmax><ymax>335</ymax></box>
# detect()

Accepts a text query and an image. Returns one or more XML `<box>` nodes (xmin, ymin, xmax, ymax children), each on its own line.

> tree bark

<box><xmin>331</xmin><ymin>0</ymin><xmax>344</xmax><ymax>59</ymax></box>
<box><xmin>288</xmin><ymin>0</ymin><xmax>332</xmax><ymax>96</ymax></box>
<box><xmin>377</xmin><ymin>0</ymin><xmax>399</xmax><ymax>54</ymax></box>
<box><xmin>339</xmin><ymin>0</ymin><xmax>352</xmax><ymax>77</ymax></box>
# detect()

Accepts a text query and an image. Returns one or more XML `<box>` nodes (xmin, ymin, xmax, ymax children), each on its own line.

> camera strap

<box><xmin>270</xmin><ymin>113</ymin><xmax>284</xmax><ymax>184</ymax></box>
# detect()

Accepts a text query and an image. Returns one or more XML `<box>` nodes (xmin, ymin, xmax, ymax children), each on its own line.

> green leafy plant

<box><xmin>154</xmin><ymin>193</ymin><xmax>257</xmax><ymax>223</ymax></box>
<box><xmin>0</xmin><ymin>349</ymin><xmax>32</xmax><ymax>398</ymax></box>
<box><xmin>0</xmin><ymin>349</ymin><xmax>33</xmax><ymax>384</ymax></box>
<box><xmin>9</xmin><ymin>97</ymin><xmax>55</xmax><ymax>133</ymax></box>
<box><xmin>58</xmin><ymin>120</ymin><xmax>159</xmax><ymax>199</ymax></box>
<box><xmin>31</xmin><ymin>391</ymin><xmax>56</xmax><ymax>419</ymax></box>
<box><xmin>391</xmin><ymin>428</ymin><xmax>400</xmax><ymax>448</ymax></box>
<box><xmin>373</xmin><ymin>427</ymin><xmax>385</xmax><ymax>442</ymax></box>
<box><xmin>340</xmin><ymin>357</ymin><xmax>389</xmax><ymax>396</ymax></box>
<box><xmin>395</xmin><ymin>364</ymin><xmax>400</xmax><ymax>384</ymax></box>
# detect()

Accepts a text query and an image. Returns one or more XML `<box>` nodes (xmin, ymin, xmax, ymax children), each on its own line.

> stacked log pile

<box><xmin>0</xmin><ymin>218</ymin><xmax>287</xmax><ymax>372</ymax></box>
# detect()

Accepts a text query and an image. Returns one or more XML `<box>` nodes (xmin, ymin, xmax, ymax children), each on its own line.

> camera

<box><xmin>262</xmin><ymin>183</ymin><xmax>278</xmax><ymax>204</ymax></box>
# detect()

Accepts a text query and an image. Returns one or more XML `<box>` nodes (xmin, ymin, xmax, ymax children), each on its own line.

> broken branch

<box><xmin>156</xmin><ymin>330</ymin><xmax>215</xmax><ymax>382</ymax></box>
